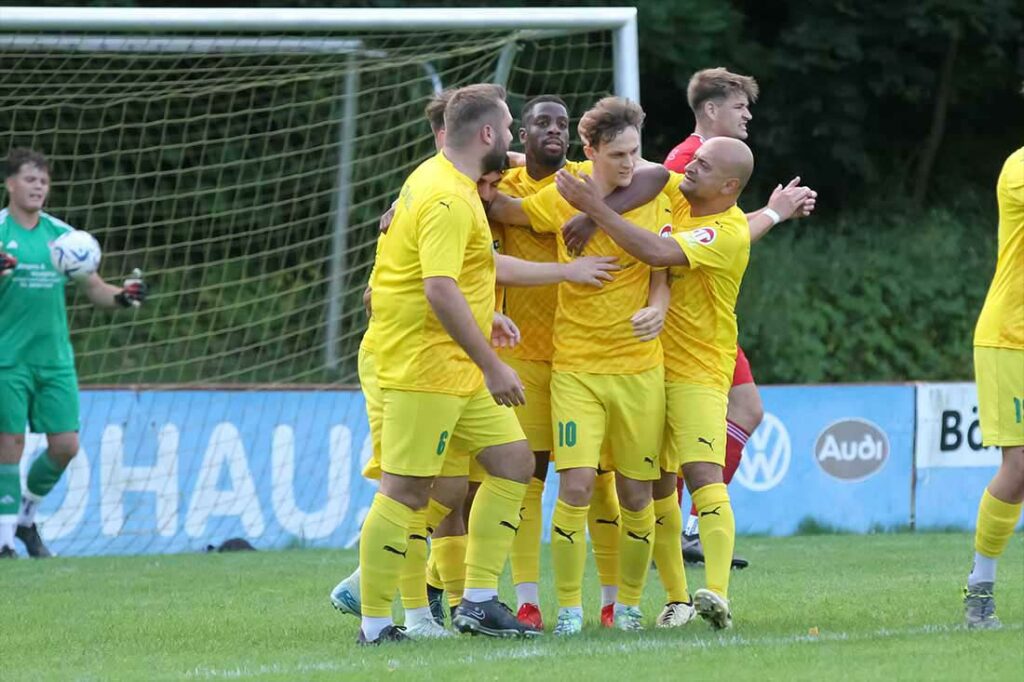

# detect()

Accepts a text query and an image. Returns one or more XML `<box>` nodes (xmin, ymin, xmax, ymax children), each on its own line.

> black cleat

<box><xmin>427</xmin><ymin>583</ymin><xmax>447</xmax><ymax>625</ymax></box>
<box><xmin>452</xmin><ymin>597</ymin><xmax>542</xmax><ymax>638</ymax></box>
<box><xmin>15</xmin><ymin>524</ymin><xmax>52</xmax><ymax>558</ymax></box>
<box><xmin>681</xmin><ymin>532</ymin><xmax>749</xmax><ymax>569</ymax></box>
<box><xmin>0</xmin><ymin>545</ymin><xmax>17</xmax><ymax>558</ymax></box>
<box><xmin>357</xmin><ymin>624</ymin><xmax>409</xmax><ymax>646</ymax></box>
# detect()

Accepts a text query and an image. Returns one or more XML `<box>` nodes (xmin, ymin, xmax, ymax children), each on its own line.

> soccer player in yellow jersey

<box><xmin>557</xmin><ymin>135</ymin><xmax>803</xmax><ymax>630</ymax></box>
<box><xmin>490</xmin><ymin>97</ymin><xmax>672</xmax><ymax>635</ymax></box>
<box><xmin>962</xmin><ymin>145</ymin><xmax>1024</xmax><ymax>630</ymax></box>
<box><xmin>337</xmin><ymin>89</ymin><xmax>615</xmax><ymax>642</ymax></box>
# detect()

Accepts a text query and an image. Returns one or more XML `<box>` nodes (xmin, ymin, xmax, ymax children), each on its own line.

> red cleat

<box><xmin>600</xmin><ymin>603</ymin><xmax>614</xmax><ymax>628</ymax></box>
<box><xmin>516</xmin><ymin>603</ymin><xmax>544</xmax><ymax>630</ymax></box>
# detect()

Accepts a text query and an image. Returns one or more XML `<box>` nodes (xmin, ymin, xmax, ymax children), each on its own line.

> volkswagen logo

<box><xmin>734</xmin><ymin>412</ymin><xmax>791</xmax><ymax>492</ymax></box>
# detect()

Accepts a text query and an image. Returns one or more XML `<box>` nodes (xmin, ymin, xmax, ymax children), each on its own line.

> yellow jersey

<box><xmin>496</xmin><ymin>160</ymin><xmax>592</xmax><ymax>362</ymax></box>
<box><xmin>975</xmin><ymin>147</ymin><xmax>1024</xmax><ymax>350</ymax></box>
<box><xmin>522</xmin><ymin>182</ymin><xmax>670</xmax><ymax>375</ymax></box>
<box><xmin>371</xmin><ymin>152</ymin><xmax>495</xmax><ymax>396</ymax></box>
<box><xmin>360</xmin><ymin>234</ymin><xmax>386</xmax><ymax>355</ymax></box>
<box><xmin>661</xmin><ymin>183</ymin><xmax>751</xmax><ymax>392</ymax></box>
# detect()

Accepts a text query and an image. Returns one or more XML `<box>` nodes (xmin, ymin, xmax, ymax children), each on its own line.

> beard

<box><xmin>481</xmin><ymin>139</ymin><xmax>508</xmax><ymax>175</ymax></box>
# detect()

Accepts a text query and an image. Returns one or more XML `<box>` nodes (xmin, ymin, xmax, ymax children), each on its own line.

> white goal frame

<box><xmin>0</xmin><ymin>6</ymin><xmax>640</xmax><ymax>373</ymax></box>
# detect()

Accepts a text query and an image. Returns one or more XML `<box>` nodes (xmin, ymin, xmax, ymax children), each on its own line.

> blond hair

<box><xmin>687</xmin><ymin>67</ymin><xmax>759</xmax><ymax>115</ymax></box>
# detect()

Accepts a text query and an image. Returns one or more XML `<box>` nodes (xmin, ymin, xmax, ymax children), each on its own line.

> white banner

<box><xmin>915</xmin><ymin>382</ymin><xmax>1001</xmax><ymax>468</ymax></box>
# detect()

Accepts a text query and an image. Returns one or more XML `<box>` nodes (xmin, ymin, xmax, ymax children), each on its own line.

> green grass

<box><xmin>3</xmin><ymin>533</ymin><xmax>1022</xmax><ymax>680</ymax></box>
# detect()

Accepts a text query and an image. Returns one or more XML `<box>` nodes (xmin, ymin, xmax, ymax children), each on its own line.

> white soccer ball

<box><xmin>50</xmin><ymin>230</ymin><xmax>102</xmax><ymax>281</ymax></box>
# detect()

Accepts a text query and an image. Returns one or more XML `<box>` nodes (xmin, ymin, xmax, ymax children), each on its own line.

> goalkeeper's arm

<box><xmin>80</xmin><ymin>269</ymin><xmax>148</xmax><ymax>309</ymax></box>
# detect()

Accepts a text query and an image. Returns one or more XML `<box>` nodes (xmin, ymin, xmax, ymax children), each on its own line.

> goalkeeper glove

<box><xmin>114</xmin><ymin>268</ymin><xmax>148</xmax><ymax>308</ymax></box>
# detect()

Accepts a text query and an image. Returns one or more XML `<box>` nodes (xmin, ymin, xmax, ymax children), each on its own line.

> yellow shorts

<box><xmin>360</xmin><ymin>348</ymin><xmax>483</xmax><ymax>481</ymax></box>
<box><xmin>663</xmin><ymin>382</ymin><xmax>728</xmax><ymax>470</ymax></box>
<box><xmin>550</xmin><ymin>365</ymin><xmax>665</xmax><ymax>481</ymax></box>
<box><xmin>505</xmin><ymin>356</ymin><xmax>553</xmax><ymax>452</ymax></box>
<box><xmin>380</xmin><ymin>386</ymin><xmax>526</xmax><ymax>478</ymax></box>
<box><xmin>974</xmin><ymin>346</ymin><xmax>1024</xmax><ymax>447</ymax></box>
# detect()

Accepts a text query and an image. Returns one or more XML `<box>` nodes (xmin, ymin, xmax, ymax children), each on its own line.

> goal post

<box><xmin>0</xmin><ymin>7</ymin><xmax>641</xmax><ymax>555</ymax></box>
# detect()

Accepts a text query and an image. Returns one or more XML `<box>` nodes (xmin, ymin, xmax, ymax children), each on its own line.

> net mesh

<box><xmin>0</xmin><ymin>26</ymin><xmax>615</xmax><ymax>555</ymax></box>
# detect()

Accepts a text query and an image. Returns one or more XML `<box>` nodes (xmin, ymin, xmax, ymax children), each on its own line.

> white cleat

<box><xmin>693</xmin><ymin>588</ymin><xmax>732</xmax><ymax>630</ymax></box>
<box><xmin>656</xmin><ymin>601</ymin><xmax>697</xmax><ymax>628</ymax></box>
<box><xmin>329</xmin><ymin>567</ymin><xmax>361</xmax><ymax>617</ymax></box>
<box><xmin>404</xmin><ymin>617</ymin><xmax>454</xmax><ymax>639</ymax></box>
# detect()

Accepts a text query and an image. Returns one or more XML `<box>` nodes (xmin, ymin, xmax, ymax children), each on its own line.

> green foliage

<box><xmin>738</xmin><ymin>206</ymin><xmax>996</xmax><ymax>383</ymax></box>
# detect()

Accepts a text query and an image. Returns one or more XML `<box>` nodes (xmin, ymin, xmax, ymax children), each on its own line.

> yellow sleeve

<box><xmin>564</xmin><ymin>160</ymin><xmax>594</xmax><ymax>176</ymax></box>
<box><xmin>672</xmin><ymin>222</ymin><xmax>747</xmax><ymax>273</ymax></box>
<box><xmin>662</xmin><ymin>170</ymin><xmax>685</xmax><ymax>195</ymax></box>
<box><xmin>521</xmin><ymin>183</ymin><xmax>565</xmax><ymax>234</ymax></box>
<box><xmin>418</xmin><ymin>195</ymin><xmax>475</xmax><ymax>279</ymax></box>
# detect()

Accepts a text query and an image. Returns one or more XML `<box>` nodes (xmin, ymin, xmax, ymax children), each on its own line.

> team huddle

<box><xmin>330</xmin><ymin>68</ymin><xmax>816</xmax><ymax>645</ymax></box>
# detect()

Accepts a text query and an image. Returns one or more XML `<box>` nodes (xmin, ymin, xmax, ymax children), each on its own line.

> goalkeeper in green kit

<box><xmin>0</xmin><ymin>148</ymin><xmax>147</xmax><ymax>558</ymax></box>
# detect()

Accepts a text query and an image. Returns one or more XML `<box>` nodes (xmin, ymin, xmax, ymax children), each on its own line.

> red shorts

<box><xmin>731</xmin><ymin>345</ymin><xmax>756</xmax><ymax>387</ymax></box>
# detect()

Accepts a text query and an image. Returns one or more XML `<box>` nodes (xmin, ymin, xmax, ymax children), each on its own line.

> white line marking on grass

<box><xmin>182</xmin><ymin>622</ymin><xmax>1022</xmax><ymax>679</ymax></box>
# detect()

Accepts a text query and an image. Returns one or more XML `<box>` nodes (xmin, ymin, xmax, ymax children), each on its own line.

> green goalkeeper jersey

<box><xmin>0</xmin><ymin>208</ymin><xmax>75</xmax><ymax>367</ymax></box>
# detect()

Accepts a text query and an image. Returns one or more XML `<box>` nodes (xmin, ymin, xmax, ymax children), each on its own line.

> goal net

<box><xmin>0</xmin><ymin>8</ymin><xmax>633</xmax><ymax>556</ymax></box>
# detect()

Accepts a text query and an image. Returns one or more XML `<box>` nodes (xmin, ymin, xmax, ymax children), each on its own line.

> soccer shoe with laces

<box><xmin>404</xmin><ymin>617</ymin><xmax>454</xmax><ymax>639</ymax></box>
<box><xmin>964</xmin><ymin>583</ymin><xmax>1001</xmax><ymax>630</ymax></box>
<box><xmin>357</xmin><ymin>624</ymin><xmax>408</xmax><ymax>646</ymax></box>
<box><xmin>15</xmin><ymin>523</ymin><xmax>52</xmax><ymax>558</ymax></box>
<box><xmin>614</xmin><ymin>606</ymin><xmax>644</xmax><ymax>631</ymax></box>
<box><xmin>694</xmin><ymin>588</ymin><xmax>733</xmax><ymax>630</ymax></box>
<box><xmin>0</xmin><ymin>545</ymin><xmax>17</xmax><ymax>558</ymax></box>
<box><xmin>517</xmin><ymin>603</ymin><xmax>544</xmax><ymax>630</ymax></box>
<box><xmin>552</xmin><ymin>610</ymin><xmax>583</xmax><ymax>636</ymax></box>
<box><xmin>452</xmin><ymin>597</ymin><xmax>542</xmax><ymax>638</ymax></box>
<box><xmin>427</xmin><ymin>583</ymin><xmax>447</xmax><ymax>625</ymax></box>
<box><xmin>329</xmin><ymin>568</ymin><xmax>361</xmax><ymax>617</ymax></box>
<box><xmin>657</xmin><ymin>601</ymin><xmax>697</xmax><ymax>628</ymax></box>
<box><xmin>600</xmin><ymin>603</ymin><xmax>614</xmax><ymax>628</ymax></box>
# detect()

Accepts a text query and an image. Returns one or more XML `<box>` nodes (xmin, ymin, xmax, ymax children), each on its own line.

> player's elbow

<box><xmin>423</xmin><ymin>276</ymin><xmax>457</xmax><ymax>308</ymax></box>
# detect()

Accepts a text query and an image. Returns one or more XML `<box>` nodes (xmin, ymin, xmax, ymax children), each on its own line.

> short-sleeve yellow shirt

<box><xmin>661</xmin><ymin>186</ymin><xmax>751</xmax><ymax>391</ymax></box>
<box><xmin>521</xmin><ymin>182</ymin><xmax>670</xmax><ymax>375</ymax></box>
<box><xmin>975</xmin><ymin>147</ymin><xmax>1024</xmax><ymax>350</ymax></box>
<box><xmin>495</xmin><ymin>160</ymin><xmax>592</xmax><ymax>362</ymax></box>
<box><xmin>371</xmin><ymin>152</ymin><xmax>496</xmax><ymax>396</ymax></box>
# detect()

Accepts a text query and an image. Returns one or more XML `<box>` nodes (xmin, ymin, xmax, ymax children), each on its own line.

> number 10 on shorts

<box><xmin>558</xmin><ymin>420</ymin><xmax>577</xmax><ymax>448</ymax></box>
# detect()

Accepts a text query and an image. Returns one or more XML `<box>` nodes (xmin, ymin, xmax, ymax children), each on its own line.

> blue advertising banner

<box><xmin>716</xmin><ymin>385</ymin><xmax>916</xmax><ymax>536</ymax></box>
<box><xmin>23</xmin><ymin>383</ymin><xmax>928</xmax><ymax>556</ymax></box>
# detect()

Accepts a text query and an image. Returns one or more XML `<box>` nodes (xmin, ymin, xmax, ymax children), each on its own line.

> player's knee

<box><xmin>652</xmin><ymin>471</ymin><xmax>677</xmax><ymax>499</ymax></box>
<box><xmin>479</xmin><ymin>439</ymin><xmax>533</xmax><ymax>483</ymax></box>
<box><xmin>47</xmin><ymin>435</ymin><xmax>80</xmax><ymax>464</ymax></box>
<box><xmin>727</xmin><ymin>384</ymin><xmax>764</xmax><ymax>433</ymax></box>
<box><xmin>0</xmin><ymin>433</ymin><xmax>26</xmax><ymax>463</ymax></box>
<box><xmin>998</xmin><ymin>447</ymin><xmax>1024</xmax><ymax>498</ymax></box>
<box><xmin>616</xmin><ymin>478</ymin><xmax>653</xmax><ymax>511</ymax></box>
<box><xmin>558</xmin><ymin>468</ymin><xmax>596</xmax><ymax>507</ymax></box>
<box><xmin>430</xmin><ymin>476</ymin><xmax>468</xmax><ymax>511</ymax></box>
<box><xmin>681</xmin><ymin>462</ymin><xmax>723</xmax><ymax>494</ymax></box>
<box><xmin>379</xmin><ymin>473</ymin><xmax>433</xmax><ymax>510</ymax></box>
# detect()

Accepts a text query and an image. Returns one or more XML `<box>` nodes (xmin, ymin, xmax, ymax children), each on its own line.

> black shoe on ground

<box><xmin>452</xmin><ymin>597</ymin><xmax>542</xmax><ymax>638</ymax></box>
<box><xmin>16</xmin><ymin>524</ymin><xmax>52</xmax><ymax>558</ymax></box>
<box><xmin>682</xmin><ymin>532</ymin><xmax>750</xmax><ymax>569</ymax></box>
<box><xmin>357</xmin><ymin>624</ymin><xmax>408</xmax><ymax>646</ymax></box>
<box><xmin>0</xmin><ymin>545</ymin><xmax>17</xmax><ymax>558</ymax></box>
<box><xmin>427</xmin><ymin>583</ymin><xmax>447</xmax><ymax>625</ymax></box>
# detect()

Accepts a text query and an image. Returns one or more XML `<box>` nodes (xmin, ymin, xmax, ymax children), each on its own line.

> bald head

<box><xmin>680</xmin><ymin>136</ymin><xmax>754</xmax><ymax>206</ymax></box>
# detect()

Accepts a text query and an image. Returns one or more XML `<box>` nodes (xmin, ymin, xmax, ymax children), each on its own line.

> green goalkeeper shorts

<box><xmin>0</xmin><ymin>364</ymin><xmax>80</xmax><ymax>434</ymax></box>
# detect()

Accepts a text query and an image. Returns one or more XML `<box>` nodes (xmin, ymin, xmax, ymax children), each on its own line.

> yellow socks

<box><xmin>975</xmin><ymin>488</ymin><xmax>1023</xmax><ymax>559</ymax></box>
<box><xmin>510</xmin><ymin>477</ymin><xmax>545</xmax><ymax>586</ymax></box>
<box><xmin>464</xmin><ymin>476</ymin><xmax>528</xmax><ymax>590</ymax></box>
<box><xmin>551</xmin><ymin>498</ymin><xmax>589</xmax><ymax>608</ymax></box>
<box><xmin>617</xmin><ymin>501</ymin><xmax>655</xmax><ymax>607</ymax></box>
<box><xmin>692</xmin><ymin>482</ymin><xmax>735</xmax><ymax>598</ymax></box>
<box><xmin>425</xmin><ymin>497</ymin><xmax>452</xmax><ymax>536</ymax></box>
<box><xmin>398</xmin><ymin>509</ymin><xmax>429</xmax><ymax>610</ymax></box>
<box><xmin>588</xmin><ymin>471</ymin><xmax>621</xmax><ymax>592</ymax></box>
<box><xmin>358</xmin><ymin>493</ymin><xmax>414</xmax><ymax>618</ymax></box>
<box><xmin>653</xmin><ymin>493</ymin><xmax>690</xmax><ymax>603</ymax></box>
<box><xmin>431</xmin><ymin>534</ymin><xmax>467</xmax><ymax>607</ymax></box>
<box><xmin>425</xmin><ymin>551</ymin><xmax>444</xmax><ymax>591</ymax></box>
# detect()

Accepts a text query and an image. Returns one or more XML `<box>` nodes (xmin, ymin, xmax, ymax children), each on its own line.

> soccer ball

<box><xmin>50</xmin><ymin>230</ymin><xmax>102</xmax><ymax>281</ymax></box>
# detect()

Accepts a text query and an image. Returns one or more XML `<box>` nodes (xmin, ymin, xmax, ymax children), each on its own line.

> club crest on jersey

<box><xmin>659</xmin><ymin>224</ymin><xmax>673</xmax><ymax>238</ymax></box>
<box><xmin>684</xmin><ymin>227</ymin><xmax>717</xmax><ymax>246</ymax></box>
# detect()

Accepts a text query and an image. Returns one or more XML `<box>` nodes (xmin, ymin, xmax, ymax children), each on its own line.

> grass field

<box><xmin>3</xmin><ymin>533</ymin><xmax>1022</xmax><ymax>680</ymax></box>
